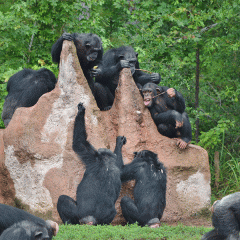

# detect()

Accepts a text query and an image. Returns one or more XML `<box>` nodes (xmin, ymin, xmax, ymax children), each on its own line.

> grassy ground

<box><xmin>53</xmin><ymin>223</ymin><xmax>212</xmax><ymax>240</ymax></box>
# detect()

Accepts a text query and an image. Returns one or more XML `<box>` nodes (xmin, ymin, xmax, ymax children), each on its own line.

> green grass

<box><xmin>53</xmin><ymin>223</ymin><xmax>212</xmax><ymax>240</ymax></box>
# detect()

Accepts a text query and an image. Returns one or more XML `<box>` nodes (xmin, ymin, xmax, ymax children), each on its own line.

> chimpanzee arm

<box><xmin>72</xmin><ymin>103</ymin><xmax>99</xmax><ymax>166</ymax></box>
<box><xmin>121</xmin><ymin>163</ymin><xmax>136</xmax><ymax>182</ymax></box>
<box><xmin>151</xmin><ymin>109</ymin><xmax>183</xmax><ymax>127</ymax></box>
<box><xmin>178</xmin><ymin>112</ymin><xmax>192</xmax><ymax>143</ymax></box>
<box><xmin>51</xmin><ymin>33</ymin><xmax>73</xmax><ymax>64</ymax></box>
<box><xmin>114</xmin><ymin>136</ymin><xmax>127</xmax><ymax>169</ymax></box>
<box><xmin>134</xmin><ymin>71</ymin><xmax>161</xmax><ymax>87</ymax></box>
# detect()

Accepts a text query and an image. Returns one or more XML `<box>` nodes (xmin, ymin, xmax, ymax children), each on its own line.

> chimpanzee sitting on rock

<box><xmin>51</xmin><ymin>33</ymin><xmax>107</xmax><ymax>109</ymax></box>
<box><xmin>121</xmin><ymin>150</ymin><xmax>167</xmax><ymax>228</ymax></box>
<box><xmin>202</xmin><ymin>192</ymin><xmax>240</xmax><ymax>240</ymax></box>
<box><xmin>57</xmin><ymin>103</ymin><xmax>127</xmax><ymax>225</ymax></box>
<box><xmin>91</xmin><ymin>46</ymin><xmax>161</xmax><ymax>110</ymax></box>
<box><xmin>0</xmin><ymin>203</ymin><xmax>58</xmax><ymax>239</ymax></box>
<box><xmin>141</xmin><ymin>82</ymin><xmax>192</xmax><ymax>149</ymax></box>
<box><xmin>1</xmin><ymin>68</ymin><xmax>57</xmax><ymax>127</ymax></box>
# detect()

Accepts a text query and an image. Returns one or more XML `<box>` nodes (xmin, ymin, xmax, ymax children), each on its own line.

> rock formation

<box><xmin>0</xmin><ymin>41</ymin><xmax>211</xmax><ymax>224</ymax></box>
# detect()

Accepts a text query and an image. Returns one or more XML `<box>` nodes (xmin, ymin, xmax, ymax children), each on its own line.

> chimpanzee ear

<box><xmin>135</xmin><ymin>52</ymin><xmax>138</xmax><ymax>58</ymax></box>
<box><xmin>35</xmin><ymin>231</ymin><xmax>43</xmax><ymax>238</ymax></box>
<box><xmin>156</xmin><ymin>88</ymin><xmax>161</xmax><ymax>94</ymax></box>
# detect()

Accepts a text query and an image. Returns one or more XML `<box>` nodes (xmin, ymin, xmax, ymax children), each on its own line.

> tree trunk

<box><xmin>195</xmin><ymin>47</ymin><xmax>200</xmax><ymax>143</ymax></box>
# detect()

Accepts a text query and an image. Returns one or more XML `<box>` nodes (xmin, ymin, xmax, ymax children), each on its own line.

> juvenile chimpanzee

<box><xmin>202</xmin><ymin>192</ymin><xmax>240</xmax><ymax>240</ymax></box>
<box><xmin>91</xmin><ymin>46</ymin><xmax>161</xmax><ymax>110</ymax></box>
<box><xmin>121</xmin><ymin>150</ymin><xmax>167</xmax><ymax>228</ymax></box>
<box><xmin>51</xmin><ymin>33</ymin><xmax>103</xmax><ymax>92</ymax></box>
<box><xmin>57</xmin><ymin>103</ymin><xmax>127</xmax><ymax>225</ymax></box>
<box><xmin>0</xmin><ymin>203</ymin><xmax>58</xmax><ymax>238</ymax></box>
<box><xmin>141</xmin><ymin>82</ymin><xmax>192</xmax><ymax>149</ymax></box>
<box><xmin>0</xmin><ymin>220</ymin><xmax>50</xmax><ymax>240</ymax></box>
<box><xmin>1</xmin><ymin>68</ymin><xmax>57</xmax><ymax>127</ymax></box>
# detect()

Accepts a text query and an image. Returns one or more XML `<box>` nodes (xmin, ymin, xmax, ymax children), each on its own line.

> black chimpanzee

<box><xmin>1</xmin><ymin>68</ymin><xmax>57</xmax><ymax>127</ymax></box>
<box><xmin>57</xmin><ymin>103</ymin><xmax>127</xmax><ymax>225</ymax></box>
<box><xmin>0</xmin><ymin>220</ymin><xmax>51</xmax><ymax>240</ymax></box>
<box><xmin>91</xmin><ymin>46</ymin><xmax>161</xmax><ymax>110</ymax></box>
<box><xmin>0</xmin><ymin>204</ymin><xmax>58</xmax><ymax>239</ymax></box>
<box><xmin>202</xmin><ymin>192</ymin><xmax>240</xmax><ymax>240</ymax></box>
<box><xmin>141</xmin><ymin>82</ymin><xmax>192</xmax><ymax>149</ymax></box>
<box><xmin>51</xmin><ymin>33</ymin><xmax>103</xmax><ymax>93</ymax></box>
<box><xmin>121</xmin><ymin>150</ymin><xmax>167</xmax><ymax>228</ymax></box>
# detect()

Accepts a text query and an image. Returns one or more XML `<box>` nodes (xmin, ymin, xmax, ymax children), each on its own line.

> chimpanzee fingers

<box><xmin>91</xmin><ymin>68</ymin><xmax>101</xmax><ymax>77</ymax></box>
<box><xmin>62</xmin><ymin>32</ymin><xmax>73</xmax><ymax>41</ymax></box>
<box><xmin>120</xmin><ymin>60</ymin><xmax>130</xmax><ymax>68</ymax></box>
<box><xmin>77</xmin><ymin>103</ymin><xmax>85</xmax><ymax>112</ymax></box>
<box><xmin>122</xmin><ymin>136</ymin><xmax>127</xmax><ymax>145</ymax></box>
<box><xmin>117</xmin><ymin>136</ymin><xmax>127</xmax><ymax>145</ymax></box>
<box><xmin>167</xmin><ymin>88</ymin><xmax>176</xmax><ymax>98</ymax></box>
<box><xmin>151</xmin><ymin>73</ymin><xmax>161</xmax><ymax>84</ymax></box>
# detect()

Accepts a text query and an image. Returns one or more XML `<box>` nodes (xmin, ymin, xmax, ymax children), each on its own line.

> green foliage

<box><xmin>53</xmin><ymin>223</ymin><xmax>211</xmax><ymax>240</ymax></box>
<box><xmin>0</xmin><ymin>0</ymin><xmax>239</xmax><ymax>196</ymax></box>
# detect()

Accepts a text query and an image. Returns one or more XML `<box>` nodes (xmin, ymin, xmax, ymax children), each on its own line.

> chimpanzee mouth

<box><xmin>144</xmin><ymin>99</ymin><xmax>151</xmax><ymax>106</ymax></box>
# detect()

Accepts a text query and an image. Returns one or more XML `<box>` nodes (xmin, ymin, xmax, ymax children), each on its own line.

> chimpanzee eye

<box><xmin>86</xmin><ymin>43</ymin><xmax>91</xmax><ymax>48</ymax></box>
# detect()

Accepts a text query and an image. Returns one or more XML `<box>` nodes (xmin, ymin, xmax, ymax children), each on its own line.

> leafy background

<box><xmin>0</xmin><ymin>0</ymin><xmax>239</xmax><ymax>199</ymax></box>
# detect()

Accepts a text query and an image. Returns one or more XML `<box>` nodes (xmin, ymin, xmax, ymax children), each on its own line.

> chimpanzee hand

<box><xmin>151</xmin><ymin>73</ymin><xmax>161</xmax><ymax>84</ymax></box>
<box><xmin>91</xmin><ymin>67</ymin><xmax>102</xmax><ymax>78</ymax></box>
<box><xmin>77</xmin><ymin>103</ymin><xmax>85</xmax><ymax>113</ymax></box>
<box><xmin>120</xmin><ymin>60</ymin><xmax>130</xmax><ymax>69</ymax></box>
<box><xmin>116</xmin><ymin>136</ymin><xmax>127</xmax><ymax>145</ymax></box>
<box><xmin>62</xmin><ymin>33</ymin><xmax>73</xmax><ymax>41</ymax></box>
<box><xmin>167</xmin><ymin>88</ymin><xmax>176</xmax><ymax>98</ymax></box>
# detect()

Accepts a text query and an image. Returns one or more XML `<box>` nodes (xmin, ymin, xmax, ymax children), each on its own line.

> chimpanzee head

<box><xmin>75</xmin><ymin>33</ymin><xmax>103</xmax><ymax>67</ymax></box>
<box><xmin>141</xmin><ymin>83</ymin><xmax>163</xmax><ymax>108</ymax></box>
<box><xmin>117</xmin><ymin>46</ymin><xmax>138</xmax><ymax>75</ymax></box>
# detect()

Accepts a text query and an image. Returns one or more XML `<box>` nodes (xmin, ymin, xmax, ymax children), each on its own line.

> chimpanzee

<box><xmin>0</xmin><ymin>220</ymin><xmax>50</xmax><ymax>240</ymax></box>
<box><xmin>91</xmin><ymin>46</ymin><xmax>161</xmax><ymax>110</ymax></box>
<box><xmin>51</xmin><ymin>33</ymin><xmax>103</xmax><ymax>93</ymax></box>
<box><xmin>1</xmin><ymin>68</ymin><xmax>57</xmax><ymax>127</ymax></box>
<box><xmin>120</xmin><ymin>150</ymin><xmax>167</xmax><ymax>228</ymax></box>
<box><xmin>202</xmin><ymin>192</ymin><xmax>240</xmax><ymax>240</ymax></box>
<box><xmin>141</xmin><ymin>82</ymin><xmax>192</xmax><ymax>149</ymax></box>
<box><xmin>0</xmin><ymin>204</ymin><xmax>58</xmax><ymax>238</ymax></box>
<box><xmin>57</xmin><ymin>103</ymin><xmax>127</xmax><ymax>225</ymax></box>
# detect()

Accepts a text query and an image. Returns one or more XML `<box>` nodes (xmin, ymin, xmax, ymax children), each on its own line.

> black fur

<box><xmin>2</xmin><ymin>68</ymin><xmax>57</xmax><ymax>127</ymax></box>
<box><xmin>0</xmin><ymin>204</ymin><xmax>58</xmax><ymax>239</ymax></box>
<box><xmin>142</xmin><ymin>82</ymin><xmax>192</xmax><ymax>146</ymax></box>
<box><xmin>121</xmin><ymin>150</ymin><xmax>167</xmax><ymax>227</ymax></box>
<box><xmin>92</xmin><ymin>46</ymin><xmax>161</xmax><ymax>110</ymax></box>
<box><xmin>57</xmin><ymin>103</ymin><xmax>126</xmax><ymax>225</ymax></box>
<box><xmin>202</xmin><ymin>192</ymin><xmax>240</xmax><ymax>240</ymax></box>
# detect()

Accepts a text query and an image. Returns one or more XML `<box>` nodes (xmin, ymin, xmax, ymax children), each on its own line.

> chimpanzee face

<box><xmin>142</xmin><ymin>88</ymin><xmax>154</xmax><ymax>108</ymax></box>
<box><xmin>85</xmin><ymin>41</ymin><xmax>102</xmax><ymax>62</ymax></box>
<box><xmin>119</xmin><ymin>51</ymin><xmax>138</xmax><ymax>75</ymax></box>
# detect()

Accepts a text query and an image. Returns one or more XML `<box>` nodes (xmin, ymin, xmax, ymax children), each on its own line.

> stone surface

<box><xmin>0</xmin><ymin>41</ymin><xmax>211</xmax><ymax>224</ymax></box>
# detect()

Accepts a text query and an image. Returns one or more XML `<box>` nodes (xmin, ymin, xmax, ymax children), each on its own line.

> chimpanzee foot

<box><xmin>175</xmin><ymin>120</ymin><xmax>184</xmax><ymax>128</ymax></box>
<box><xmin>116</xmin><ymin>136</ymin><xmax>127</xmax><ymax>145</ymax></box>
<box><xmin>176</xmin><ymin>138</ymin><xmax>189</xmax><ymax>149</ymax></box>
<box><xmin>147</xmin><ymin>218</ymin><xmax>161</xmax><ymax>228</ymax></box>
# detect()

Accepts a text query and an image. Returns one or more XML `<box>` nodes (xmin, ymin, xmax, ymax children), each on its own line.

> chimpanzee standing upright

<box><xmin>202</xmin><ymin>192</ymin><xmax>240</xmax><ymax>240</ymax></box>
<box><xmin>91</xmin><ymin>46</ymin><xmax>161</xmax><ymax>110</ymax></box>
<box><xmin>57</xmin><ymin>103</ymin><xmax>127</xmax><ymax>225</ymax></box>
<box><xmin>1</xmin><ymin>68</ymin><xmax>57</xmax><ymax>127</ymax></box>
<box><xmin>141</xmin><ymin>82</ymin><xmax>192</xmax><ymax>149</ymax></box>
<box><xmin>121</xmin><ymin>150</ymin><xmax>167</xmax><ymax>228</ymax></box>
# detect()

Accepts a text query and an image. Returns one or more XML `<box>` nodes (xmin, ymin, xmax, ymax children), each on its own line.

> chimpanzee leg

<box><xmin>57</xmin><ymin>195</ymin><xmax>79</xmax><ymax>224</ymax></box>
<box><xmin>94</xmin><ymin>82</ymin><xmax>114</xmax><ymax>111</ymax></box>
<box><xmin>157</xmin><ymin>124</ymin><xmax>176</xmax><ymax>138</ymax></box>
<box><xmin>153</xmin><ymin>110</ymin><xmax>183</xmax><ymax>127</ymax></box>
<box><xmin>178</xmin><ymin>112</ymin><xmax>192</xmax><ymax>143</ymax></box>
<box><xmin>120</xmin><ymin>196</ymin><xmax>140</xmax><ymax>224</ymax></box>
